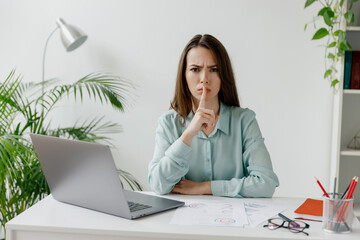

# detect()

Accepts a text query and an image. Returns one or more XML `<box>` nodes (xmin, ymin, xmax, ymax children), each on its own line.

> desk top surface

<box><xmin>5</xmin><ymin>193</ymin><xmax>360</xmax><ymax>240</ymax></box>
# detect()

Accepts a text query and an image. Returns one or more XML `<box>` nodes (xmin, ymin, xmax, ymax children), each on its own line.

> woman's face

<box><xmin>185</xmin><ymin>47</ymin><xmax>221</xmax><ymax>105</ymax></box>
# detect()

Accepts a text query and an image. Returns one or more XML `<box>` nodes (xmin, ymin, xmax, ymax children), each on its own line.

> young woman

<box><xmin>148</xmin><ymin>34</ymin><xmax>279</xmax><ymax>197</ymax></box>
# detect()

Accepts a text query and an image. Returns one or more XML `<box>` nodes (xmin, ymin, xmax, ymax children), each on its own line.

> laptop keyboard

<box><xmin>127</xmin><ymin>201</ymin><xmax>152</xmax><ymax>212</ymax></box>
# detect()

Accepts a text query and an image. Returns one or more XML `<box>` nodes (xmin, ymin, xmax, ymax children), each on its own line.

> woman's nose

<box><xmin>200</xmin><ymin>72</ymin><xmax>209</xmax><ymax>84</ymax></box>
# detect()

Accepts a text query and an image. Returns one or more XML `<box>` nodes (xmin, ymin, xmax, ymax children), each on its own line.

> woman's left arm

<box><xmin>211</xmin><ymin>110</ymin><xmax>280</xmax><ymax>198</ymax></box>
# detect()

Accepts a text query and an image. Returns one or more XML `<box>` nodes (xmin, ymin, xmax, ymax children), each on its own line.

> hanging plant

<box><xmin>304</xmin><ymin>0</ymin><xmax>358</xmax><ymax>88</ymax></box>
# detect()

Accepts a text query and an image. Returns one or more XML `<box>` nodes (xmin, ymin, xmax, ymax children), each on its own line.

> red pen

<box><xmin>350</xmin><ymin>177</ymin><xmax>359</xmax><ymax>198</ymax></box>
<box><xmin>345</xmin><ymin>177</ymin><xmax>356</xmax><ymax>199</ymax></box>
<box><xmin>315</xmin><ymin>177</ymin><xmax>330</xmax><ymax>198</ymax></box>
<box><xmin>337</xmin><ymin>177</ymin><xmax>358</xmax><ymax>223</ymax></box>
<box><xmin>348</xmin><ymin>177</ymin><xmax>358</xmax><ymax>199</ymax></box>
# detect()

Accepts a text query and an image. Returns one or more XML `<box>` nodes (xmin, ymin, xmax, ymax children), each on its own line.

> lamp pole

<box><xmin>40</xmin><ymin>18</ymin><xmax>87</xmax><ymax>115</ymax></box>
<box><xmin>42</xmin><ymin>26</ymin><xmax>60</xmax><ymax>96</ymax></box>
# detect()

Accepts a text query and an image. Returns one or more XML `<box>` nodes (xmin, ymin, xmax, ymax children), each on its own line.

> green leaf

<box><xmin>318</xmin><ymin>7</ymin><xmax>334</xmax><ymax>27</ymax></box>
<box><xmin>345</xmin><ymin>11</ymin><xmax>355</xmax><ymax>24</ymax></box>
<box><xmin>323</xmin><ymin>11</ymin><xmax>333</xmax><ymax>27</ymax></box>
<box><xmin>334</xmin><ymin>30</ymin><xmax>342</xmax><ymax>36</ymax></box>
<box><xmin>304</xmin><ymin>23</ymin><xmax>308</xmax><ymax>31</ymax></box>
<box><xmin>338</xmin><ymin>31</ymin><xmax>346</xmax><ymax>41</ymax></box>
<box><xmin>328</xmin><ymin>42</ymin><xmax>336</xmax><ymax>48</ymax></box>
<box><xmin>305</xmin><ymin>0</ymin><xmax>316</xmax><ymax>8</ymax></box>
<box><xmin>340</xmin><ymin>0</ymin><xmax>345</xmax><ymax>7</ymax></box>
<box><xmin>312</xmin><ymin>28</ymin><xmax>329</xmax><ymax>40</ymax></box>
<box><xmin>328</xmin><ymin>53</ymin><xmax>335</xmax><ymax>59</ymax></box>
<box><xmin>324</xmin><ymin>69</ymin><xmax>332</xmax><ymax>78</ymax></box>
<box><xmin>345</xmin><ymin>41</ymin><xmax>352</xmax><ymax>50</ymax></box>
<box><xmin>339</xmin><ymin>41</ymin><xmax>352</xmax><ymax>52</ymax></box>
<box><xmin>337</xmin><ymin>50</ymin><xmax>345</xmax><ymax>57</ymax></box>
<box><xmin>318</xmin><ymin>7</ymin><xmax>331</xmax><ymax>16</ymax></box>
<box><xmin>331</xmin><ymin>79</ymin><xmax>339</xmax><ymax>87</ymax></box>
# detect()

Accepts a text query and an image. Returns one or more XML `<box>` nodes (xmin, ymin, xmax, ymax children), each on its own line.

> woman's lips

<box><xmin>198</xmin><ymin>87</ymin><xmax>210</xmax><ymax>93</ymax></box>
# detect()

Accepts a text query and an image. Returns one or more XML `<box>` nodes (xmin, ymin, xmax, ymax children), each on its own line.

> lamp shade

<box><xmin>56</xmin><ymin>18</ymin><xmax>88</xmax><ymax>52</ymax></box>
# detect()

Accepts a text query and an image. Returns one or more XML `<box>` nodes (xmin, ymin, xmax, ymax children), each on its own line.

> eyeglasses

<box><xmin>263</xmin><ymin>213</ymin><xmax>310</xmax><ymax>236</ymax></box>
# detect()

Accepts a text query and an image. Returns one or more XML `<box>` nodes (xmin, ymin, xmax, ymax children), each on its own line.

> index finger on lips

<box><xmin>199</xmin><ymin>86</ymin><xmax>207</xmax><ymax>109</ymax></box>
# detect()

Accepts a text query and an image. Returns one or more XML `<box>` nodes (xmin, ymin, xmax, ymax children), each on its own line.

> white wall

<box><xmin>0</xmin><ymin>0</ymin><xmax>333</xmax><ymax>198</ymax></box>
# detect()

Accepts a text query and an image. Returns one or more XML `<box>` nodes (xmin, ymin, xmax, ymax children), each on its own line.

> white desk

<box><xmin>5</xmin><ymin>193</ymin><xmax>360</xmax><ymax>240</ymax></box>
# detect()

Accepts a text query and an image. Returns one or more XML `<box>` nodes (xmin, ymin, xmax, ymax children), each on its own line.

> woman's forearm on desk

<box><xmin>148</xmin><ymin>136</ymin><xmax>191</xmax><ymax>195</ymax></box>
<box><xmin>211</xmin><ymin>171</ymin><xmax>279</xmax><ymax>197</ymax></box>
<box><xmin>172</xmin><ymin>179</ymin><xmax>212</xmax><ymax>195</ymax></box>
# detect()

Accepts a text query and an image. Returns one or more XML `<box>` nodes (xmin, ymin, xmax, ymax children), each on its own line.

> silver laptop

<box><xmin>30</xmin><ymin>134</ymin><xmax>184</xmax><ymax>219</ymax></box>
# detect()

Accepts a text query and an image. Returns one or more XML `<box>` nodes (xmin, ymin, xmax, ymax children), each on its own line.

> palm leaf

<box><xmin>39</xmin><ymin>72</ymin><xmax>135</xmax><ymax>117</ymax></box>
<box><xmin>0</xmin><ymin>135</ymin><xmax>30</xmax><ymax>177</ymax></box>
<box><xmin>118</xmin><ymin>169</ymin><xmax>143</xmax><ymax>191</ymax></box>
<box><xmin>0</xmin><ymin>70</ymin><xmax>23</xmax><ymax>133</ymax></box>
<box><xmin>47</xmin><ymin>116</ymin><xmax>122</xmax><ymax>144</ymax></box>
<box><xmin>75</xmin><ymin>72</ymin><xmax>135</xmax><ymax>111</ymax></box>
<box><xmin>0</xmin><ymin>134</ymin><xmax>34</xmax><ymax>232</ymax></box>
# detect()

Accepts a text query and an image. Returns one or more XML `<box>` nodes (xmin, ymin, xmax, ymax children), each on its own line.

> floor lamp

<box><xmin>42</xmin><ymin>17</ymin><xmax>88</xmax><ymax>95</ymax></box>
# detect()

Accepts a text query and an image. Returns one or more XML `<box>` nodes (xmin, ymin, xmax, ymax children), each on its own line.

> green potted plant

<box><xmin>0</xmin><ymin>70</ymin><xmax>142</xmax><ymax>239</ymax></box>
<box><xmin>304</xmin><ymin>0</ymin><xmax>359</xmax><ymax>88</ymax></box>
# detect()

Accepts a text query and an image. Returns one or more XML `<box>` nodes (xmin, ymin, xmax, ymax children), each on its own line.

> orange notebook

<box><xmin>294</xmin><ymin>198</ymin><xmax>323</xmax><ymax>222</ymax></box>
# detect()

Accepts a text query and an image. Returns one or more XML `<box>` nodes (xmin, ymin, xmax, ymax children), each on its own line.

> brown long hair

<box><xmin>170</xmin><ymin>34</ymin><xmax>240</xmax><ymax>125</ymax></box>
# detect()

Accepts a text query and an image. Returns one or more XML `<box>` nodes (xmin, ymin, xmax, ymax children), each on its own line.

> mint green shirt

<box><xmin>148</xmin><ymin>102</ymin><xmax>279</xmax><ymax>198</ymax></box>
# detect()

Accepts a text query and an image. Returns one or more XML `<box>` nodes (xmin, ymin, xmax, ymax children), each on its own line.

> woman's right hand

<box><xmin>180</xmin><ymin>86</ymin><xmax>216</xmax><ymax>146</ymax></box>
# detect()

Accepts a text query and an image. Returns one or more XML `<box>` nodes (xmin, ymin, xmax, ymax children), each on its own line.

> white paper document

<box><xmin>170</xmin><ymin>199</ymin><xmax>248</xmax><ymax>227</ymax></box>
<box><xmin>243</xmin><ymin>200</ymin><xmax>288</xmax><ymax>228</ymax></box>
<box><xmin>170</xmin><ymin>198</ymin><xmax>288</xmax><ymax>228</ymax></box>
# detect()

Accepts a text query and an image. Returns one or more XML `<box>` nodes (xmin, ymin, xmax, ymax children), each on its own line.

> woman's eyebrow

<box><xmin>188</xmin><ymin>64</ymin><xmax>201</xmax><ymax>67</ymax></box>
<box><xmin>208</xmin><ymin>65</ymin><xmax>218</xmax><ymax>68</ymax></box>
<box><xmin>188</xmin><ymin>64</ymin><xmax>217</xmax><ymax>68</ymax></box>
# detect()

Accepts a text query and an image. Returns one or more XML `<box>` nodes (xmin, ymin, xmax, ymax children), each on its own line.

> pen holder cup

<box><xmin>322</xmin><ymin>193</ymin><xmax>354</xmax><ymax>234</ymax></box>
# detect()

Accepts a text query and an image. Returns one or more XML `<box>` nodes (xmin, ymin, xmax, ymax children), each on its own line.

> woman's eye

<box><xmin>190</xmin><ymin>68</ymin><xmax>199</xmax><ymax>72</ymax></box>
<box><xmin>210</xmin><ymin>68</ymin><xmax>219</xmax><ymax>72</ymax></box>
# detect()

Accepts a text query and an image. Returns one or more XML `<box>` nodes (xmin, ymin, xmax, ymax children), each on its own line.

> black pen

<box><xmin>332</xmin><ymin>177</ymin><xmax>337</xmax><ymax>199</ymax></box>
<box><xmin>340</xmin><ymin>179</ymin><xmax>352</xmax><ymax>200</ymax></box>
